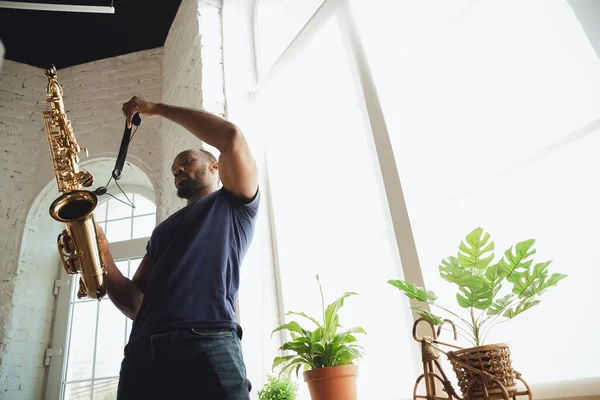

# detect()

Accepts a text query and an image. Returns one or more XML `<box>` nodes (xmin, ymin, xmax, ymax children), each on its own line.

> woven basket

<box><xmin>447</xmin><ymin>343</ymin><xmax>516</xmax><ymax>397</ymax></box>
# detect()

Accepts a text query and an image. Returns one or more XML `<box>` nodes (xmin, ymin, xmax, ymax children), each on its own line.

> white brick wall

<box><xmin>0</xmin><ymin>0</ymin><xmax>225</xmax><ymax>396</ymax></box>
<box><xmin>158</xmin><ymin>0</ymin><xmax>225</xmax><ymax>221</ymax></box>
<box><xmin>0</xmin><ymin>49</ymin><xmax>163</xmax><ymax>399</ymax></box>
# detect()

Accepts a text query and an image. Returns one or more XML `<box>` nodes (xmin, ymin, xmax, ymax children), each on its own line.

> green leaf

<box><xmin>388</xmin><ymin>279</ymin><xmax>437</xmax><ymax>302</ymax></box>
<box><xmin>439</xmin><ymin>257</ymin><xmax>482</xmax><ymax>287</ymax></box>
<box><xmin>286</xmin><ymin>311</ymin><xmax>321</xmax><ymax>327</ymax></box>
<box><xmin>485</xmin><ymin>263</ymin><xmax>503</xmax><ymax>297</ymax></box>
<box><xmin>512</xmin><ymin>261</ymin><xmax>566</xmax><ymax>299</ymax></box>
<box><xmin>411</xmin><ymin>306</ymin><xmax>443</xmax><ymax>325</ymax></box>
<box><xmin>272</xmin><ymin>355</ymin><xmax>296</xmax><ymax>371</ymax></box>
<box><xmin>272</xmin><ymin>321</ymin><xmax>305</xmax><ymax>338</ymax></box>
<box><xmin>503</xmin><ymin>299</ymin><xmax>541</xmax><ymax>319</ymax></box>
<box><xmin>456</xmin><ymin>276</ymin><xmax>493</xmax><ymax>310</ymax></box>
<box><xmin>458</xmin><ymin>227</ymin><xmax>495</xmax><ymax>270</ymax></box>
<box><xmin>497</xmin><ymin>239</ymin><xmax>536</xmax><ymax>283</ymax></box>
<box><xmin>324</xmin><ymin>292</ymin><xmax>358</xmax><ymax>339</ymax></box>
<box><xmin>487</xmin><ymin>294</ymin><xmax>514</xmax><ymax>315</ymax></box>
<box><xmin>311</xmin><ymin>326</ymin><xmax>323</xmax><ymax>344</ymax></box>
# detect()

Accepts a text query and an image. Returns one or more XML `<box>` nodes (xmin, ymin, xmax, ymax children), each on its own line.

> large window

<box><xmin>351</xmin><ymin>0</ymin><xmax>600</xmax><ymax>385</ymax></box>
<box><xmin>240</xmin><ymin>0</ymin><xmax>600</xmax><ymax>398</ymax></box>
<box><xmin>256</xmin><ymin>0</ymin><xmax>325</xmax><ymax>74</ymax></box>
<box><xmin>49</xmin><ymin>192</ymin><xmax>156</xmax><ymax>400</ymax></box>
<box><xmin>254</xmin><ymin>6</ymin><xmax>418</xmax><ymax>400</ymax></box>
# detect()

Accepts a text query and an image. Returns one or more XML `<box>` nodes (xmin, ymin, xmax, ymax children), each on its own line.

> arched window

<box><xmin>47</xmin><ymin>191</ymin><xmax>156</xmax><ymax>400</ymax></box>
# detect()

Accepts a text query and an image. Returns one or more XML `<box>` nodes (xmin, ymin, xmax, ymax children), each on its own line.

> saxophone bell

<box><xmin>50</xmin><ymin>190</ymin><xmax>107</xmax><ymax>300</ymax></box>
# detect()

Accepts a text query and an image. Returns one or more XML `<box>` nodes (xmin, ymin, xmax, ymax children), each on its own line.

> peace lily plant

<box><xmin>389</xmin><ymin>227</ymin><xmax>567</xmax><ymax>346</ymax></box>
<box><xmin>271</xmin><ymin>275</ymin><xmax>365</xmax><ymax>376</ymax></box>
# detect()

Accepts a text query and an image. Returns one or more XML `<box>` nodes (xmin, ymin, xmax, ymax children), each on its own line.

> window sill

<box><xmin>531</xmin><ymin>377</ymin><xmax>600</xmax><ymax>399</ymax></box>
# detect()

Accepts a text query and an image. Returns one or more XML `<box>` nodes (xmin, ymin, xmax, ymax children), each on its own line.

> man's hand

<box><xmin>96</xmin><ymin>223</ymin><xmax>110</xmax><ymax>257</ymax></box>
<box><xmin>122</xmin><ymin>96</ymin><xmax>158</xmax><ymax>128</ymax></box>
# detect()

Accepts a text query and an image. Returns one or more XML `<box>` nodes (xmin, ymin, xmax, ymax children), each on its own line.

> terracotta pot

<box><xmin>303</xmin><ymin>365</ymin><xmax>358</xmax><ymax>400</ymax></box>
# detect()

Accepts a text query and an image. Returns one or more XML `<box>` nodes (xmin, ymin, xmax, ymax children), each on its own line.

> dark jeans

<box><xmin>117</xmin><ymin>328</ymin><xmax>251</xmax><ymax>400</ymax></box>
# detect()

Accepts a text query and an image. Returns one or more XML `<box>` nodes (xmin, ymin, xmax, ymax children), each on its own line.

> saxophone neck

<box><xmin>45</xmin><ymin>64</ymin><xmax>65</xmax><ymax>114</ymax></box>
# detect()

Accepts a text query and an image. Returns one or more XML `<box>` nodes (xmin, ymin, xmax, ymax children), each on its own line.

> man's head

<box><xmin>171</xmin><ymin>149</ymin><xmax>219</xmax><ymax>199</ymax></box>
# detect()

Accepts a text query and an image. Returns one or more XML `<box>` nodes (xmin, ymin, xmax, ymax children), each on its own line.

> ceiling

<box><xmin>0</xmin><ymin>0</ymin><xmax>182</xmax><ymax>69</ymax></box>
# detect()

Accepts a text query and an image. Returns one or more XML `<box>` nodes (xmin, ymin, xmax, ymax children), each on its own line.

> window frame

<box><xmin>253</xmin><ymin>0</ymin><xmax>425</xmax><ymax>297</ymax></box>
<box><xmin>249</xmin><ymin>0</ymin><xmax>600</xmax><ymax>398</ymax></box>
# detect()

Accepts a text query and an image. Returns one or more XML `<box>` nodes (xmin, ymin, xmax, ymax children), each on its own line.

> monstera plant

<box><xmin>271</xmin><ymin>275</ymin><xmax>365</xmax><ymax>400</ymax></box>
<box><xmin>389</xmin><ymin>227</ymin><xmax>567</xmax><ymax>346</ymax></box>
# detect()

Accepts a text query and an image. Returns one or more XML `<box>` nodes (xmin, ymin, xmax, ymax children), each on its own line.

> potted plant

<box><xmin>258</xmin><ymin>375</ymin><xmax>298</xmax><ymax>400</ymax></box>
<box><xmin>389</xmin><ymin>227</ymin><xmax>566</xmax><ymax>397</ymax></box>
<box><xmin>271</xmin><ymin>275</ymin><xmax>366</xmax><ymax>400</ymax></box>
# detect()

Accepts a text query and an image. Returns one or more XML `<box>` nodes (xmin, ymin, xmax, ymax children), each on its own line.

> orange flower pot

<box><xmin>303</xmin><ymin>365</ymin><xmax>359</xmax><ymax>400</ymax></box>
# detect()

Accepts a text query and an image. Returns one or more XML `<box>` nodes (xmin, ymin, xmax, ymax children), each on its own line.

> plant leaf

<box><xmin>272</xmin><ymin>355</ymin><xmax>296</xmax><ymax>371</ymax></box>
<box><xmin>458</xmin><ymin>227</ymin><xmax>495</xmax><ymax>270</ymax></box>
<box><xmin>272</xmin><ymin>321</ymin><xmax>305</xmax><ymax>338</ymax></box>
<box><xmin>485</xmin><ymin>263</ymin><xmax>503</xmax><ymax>297</ymax></box>
<box><xmin>286</xmin><ymin>311</ymin><xmax>321</xmax><ymax>327</ymax></box>
<box><xmin>503</xmin><ymin>299</ymin><xmax>541</xmax><ymax>319</ymax></box>
<box><xmin>388</xmin><ymin>279</ymin><xmax>437</xmax><ymax>302</ymax></box>
<box><xmin>497</xmin><ymin>239</ymin><xmax>536</xmax><ymax>283</ymax></box>
<box><xmin>411</xmin><ymin>306</ymin><xmax>443</xmax><ymax>325</ymax></box>
<box><xmin>324</xmin><ymin>292</ymin><xmax>358</xmax><ymax>340</ymax></box>
<box><xmin>456</xmin><ymin>276</ymin><xmax>493</xmax><ymax>310</ymax></box>
<box><xmin>439</xmin><ymin>257</ymin><xmax>482</xmax><ymax>288</ymax></box>
<box><xmin>512</xmin><ymin>261</ymin><xmax>566</xmax><ymax>299</ymax></box>
<box><xmin>487</xmin><ymin>294</ymin><xmax>514</xmax><ymax>315</ymax></box>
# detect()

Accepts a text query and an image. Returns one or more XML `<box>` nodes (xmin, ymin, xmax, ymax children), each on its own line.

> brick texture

<box><xmin>158</xmin><ymin>0</ymin><xmax>225</xmax><ymax>221</ymax></box>
<box><xmin>0</xmin><ymin>48</ymin><xmax>163</xmax><ymax>398</ymax></box>
<box><xmin>0</xmin><ymin>0</ymin><xmax>225</xmax><ymax>396</ymax></box>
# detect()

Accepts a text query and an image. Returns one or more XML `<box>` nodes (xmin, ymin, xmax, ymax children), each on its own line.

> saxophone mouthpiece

<box><xmin>45</xmin><ymin>64</ymin><xmax>57</xmax><ymax>78</ymax></box>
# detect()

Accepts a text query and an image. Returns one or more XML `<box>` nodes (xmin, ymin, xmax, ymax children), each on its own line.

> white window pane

<box><xmin>257</xmin><ymin>0</ymin><xmax>324</xmax><ymax>73</ymax></box>
<box><xmin>257</xmin><ymin>18</ymin><xmax>417</xmax><ymax>399</ymax></box>
<box><xmin>106</xmin><ymin>195</ymin><xmax>133</xmax><ymax>220</ymax></box>
<box><xmin>115</xmin><ymin>260</ymin><xmax>128</xmax><ymax>277</ymax></box>
<box><xmin>132</xmin><ymin>215</ymin><xmax>155</xmax><ymax>239</ymax></box>
<box><xmin>128</xmin><ymin>258</ymin><xmax>143</xmax><ymax>279</ymax></box>
<box><xmin>356</xmin><ymin>0</ymin><xmax>600</xmax><ymax>385</ymax></box>
<box><xmin>94</xmin><ymin>301</ymin><xmax>126</xmax><ymax>379</ymax></box>
<box><xmin>133</xmin><ymin>194</ymin><xmax>156</xmax><ymax>216</ymax></box>
<box><xmin>94</xmin><ymin>201</ymin><xmax>107</xmax><ymax>223</ymax></box>
<box><xmin>64</xmin><ymin>381</ymin><xmax>91</xmax><ymax>400</ymax></box>
<box><xmin>66</xmin><ymin>302</ymin><xmax>97</xmax><ymax>382</ymax></box>
<box><xmin>91</xmin><ymin>378</ymin><xmax>119</xmax><ymax>400</ymax></box>
<box><xmin>106</xmin><ymin>219</ymin><xmax>132</xmax><ymax>243</ymax></box>
<box><xmin>126</xmin><ymin>319</ymin><xmax>132</xmax><ymax>345</ymax></box>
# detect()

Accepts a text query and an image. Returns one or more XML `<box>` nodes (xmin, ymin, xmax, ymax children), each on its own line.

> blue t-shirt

<box><xmin>129</xmin><ymin>187</ymin><xmax>260</xmax><ymax>343</ymax></box>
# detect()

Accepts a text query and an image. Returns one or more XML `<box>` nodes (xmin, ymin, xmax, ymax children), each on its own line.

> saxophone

<box><xmin>43</xmin><ymin>64</ymin><xmax>107</xmax><ymax>300</ymax></box>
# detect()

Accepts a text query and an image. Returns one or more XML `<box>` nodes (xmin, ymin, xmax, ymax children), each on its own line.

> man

<box><xmin>96</xmin><ymin>96</ymin><xmax>259</xmax><ymax>399</ymax></box>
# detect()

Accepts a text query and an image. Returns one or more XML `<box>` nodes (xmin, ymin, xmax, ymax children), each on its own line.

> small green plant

<box><xmin>271</xmin><ymin>275</ymin><xmax>366</xmax><ymax>377</ymax></box>
<box><xmin>389</xmin><ymin>227</ymin><xmax>567</xmax><ymax>346</ymax></box>
<box><xmin>257</xmin><ymin>375</ymin><xmax>298</xmax><ymax>400</ymax></box>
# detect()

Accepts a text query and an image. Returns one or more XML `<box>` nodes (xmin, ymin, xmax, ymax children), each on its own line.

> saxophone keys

<box><xmin>57</xmin><ymin>230</ymin><xmax>79</xmax><ymax>275</ymax></box>
<box><xmin>58</xmin><ymin>230</ymin><xmax>75</xmax><ymax>254</ymax></box>
<box><xmin>76</xmin><ymin>278</ymin><xmax>88</xmax><ymax>300</ymax></box>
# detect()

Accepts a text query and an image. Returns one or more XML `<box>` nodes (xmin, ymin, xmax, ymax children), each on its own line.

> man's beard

<box><xmin>176</xmin><ymin>178</ymin><xmax>205</xmax><ymax>199</ymax></box>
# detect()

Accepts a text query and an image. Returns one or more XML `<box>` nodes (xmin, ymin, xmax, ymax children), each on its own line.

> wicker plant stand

<box><xmin>411</xmin><ymin>318</ymin><xmax>532</xmax><ymax>400</ymax></box>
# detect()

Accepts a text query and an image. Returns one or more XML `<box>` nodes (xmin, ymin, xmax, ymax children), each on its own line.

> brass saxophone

<box><xmin>43</xmin><ymin>64</ymin><xmax>107</xmax><ymax>300</ymax></box>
